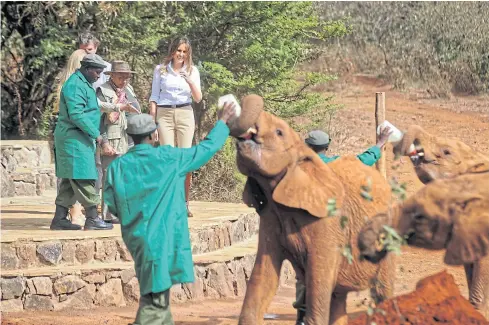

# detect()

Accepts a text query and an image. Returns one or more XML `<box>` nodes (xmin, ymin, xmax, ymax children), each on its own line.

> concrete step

<box><xmin>0</xmin><ymin>236</ymin><xmax>297</xmax><ymax>312</ymax></box>
<box><xmin>1</xmin><ymin>191</ymin><xmax>259</xmax><ymax>272</ymax></box>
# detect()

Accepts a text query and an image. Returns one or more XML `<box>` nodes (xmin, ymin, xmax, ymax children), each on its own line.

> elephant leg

<box><xmin>464</xmin><ymin>263</ymin><xmax>474</xmax><ymax>292</ymax></box>
<box><xmin>371</xmin><ymin>254</ymin><xmax>396</xmax><ymax>302</ymax></box>
<box><xmin>238</xmin><ymin>222</ymin><xmax>284</xmax><ymax>325</ymax></box>
<box><xmin>329</xmin><ymin>292</ymin><xmax>348</xmax><ymax>325</ymax></box>
<box><xmin>468</xmin><ymin>256</ymin><xmax>489</xmax><ymax>319</ymax></box>
<box><xmin>304</xmin><ymin>256</ymin><xmax>338</xmax><ymax>325</ymax></box>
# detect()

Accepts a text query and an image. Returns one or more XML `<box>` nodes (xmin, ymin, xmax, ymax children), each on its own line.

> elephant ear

<box><xmin>466</xmin><ymin>160</ymin><xmax>489</xmax><ymax>174</ymax></box>
<box><xmin>272</xmin><ymin>149</ymin><xmax>344</xmax><ymax>218</ymax></box>
<box><xmin>242</xmin><ymin>177</ymin><xmax>268</xmax><ymax>212</ymax></box>
<box><xmin>444</xmin><ymin>195</ymin><xmax>489</xmax><ymax>265</ymax></box>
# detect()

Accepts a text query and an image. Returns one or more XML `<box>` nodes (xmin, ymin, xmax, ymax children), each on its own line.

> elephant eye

<box><xmin>276</xmin><ymin>129</ymin><xmax>283</xmax><ymax>137</ymax></box>
<box><xmin>443</xmin><ymin>149</ymin><xmax>451</xmax><ymax>155</ymax></box>
<box><xmin>414</xmin><ymin>214</ymin><xmax>424</xmax><ymax>221</ymax></box>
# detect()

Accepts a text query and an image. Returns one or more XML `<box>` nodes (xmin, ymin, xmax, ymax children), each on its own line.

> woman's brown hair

<box><xmin>160</xmin><ymin>36</ymin><xmax>193</xmax><ymax>75</ymax></box>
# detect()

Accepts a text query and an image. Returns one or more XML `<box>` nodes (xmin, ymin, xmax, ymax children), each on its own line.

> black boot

<box><xmin>84</xmin><ymin>205</ymin><xmax>114</xmax><ymax>230</ymax></box>
<box><xmin>50</xmin><ymin>205</ymin><xmax>82</xmax><ymax>230</ymax></box>
<box><xmin>296</xmin><ymin>309</ymin><xmax>306</xmax><ymax>325</ymax></box>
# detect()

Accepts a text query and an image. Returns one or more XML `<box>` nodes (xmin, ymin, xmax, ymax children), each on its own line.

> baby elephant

<box><xmin>360</xmin><ymin>124</ymin><xmax>489</xmax><ymax>318</ymax></box>
<box><xmin>359</xmin><ymin>173</ymin><xmax>489</xmax><ymax>266</ymax></box>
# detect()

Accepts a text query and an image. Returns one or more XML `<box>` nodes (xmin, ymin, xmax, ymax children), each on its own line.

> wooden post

<box><xmin>375</xmin><ymin>92</ymin><xmax>387</xmax><ymax>178</ymax></box>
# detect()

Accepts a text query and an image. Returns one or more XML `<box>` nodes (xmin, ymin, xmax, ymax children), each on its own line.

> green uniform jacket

<box><xmin>54</xmin><ymin>70</ymin><xmax>101</xmax><ymax>179</ymax></box>
<box><xmin>104</xmin><ymin>120</ymin><xmax>230</xmax><ymax>295</ymax></box>
<box><xmin>318</xmin><ymin>145</ymin><xmax>381</xmax><ymax>166</ymax></box>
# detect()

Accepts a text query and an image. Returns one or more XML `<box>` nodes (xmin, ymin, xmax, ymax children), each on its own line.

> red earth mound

<box><xmin>349</xmin><ymin>270</ymin><xmax>489</xmax><ymax>325</ymax></box>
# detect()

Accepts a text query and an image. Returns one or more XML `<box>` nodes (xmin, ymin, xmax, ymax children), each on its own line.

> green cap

<box><xmin>305</xmin><ymin>130</ymin><xmax>331</xmax><ymax>146</ymax></box>
<box><xmin>126</xmin><ymin>114</ymin><xmax>157</xmax><ymax>135</ymax></box>
<box><xmin>80</xmin><ymin>53</ymin><xmax>107</xmax><ymax>69</ymax></box>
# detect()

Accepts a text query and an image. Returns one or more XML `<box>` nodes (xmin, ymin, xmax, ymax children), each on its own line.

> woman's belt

<box><xmin>157</xmin><ymin>103</ymin><xmax>192</xmax><ymax>108</ymax></box>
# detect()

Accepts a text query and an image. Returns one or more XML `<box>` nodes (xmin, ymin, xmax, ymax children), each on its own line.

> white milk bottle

<box><xmin>218</xmin><ymin>94</ymin><xmax>242</xmax><ymax>117</ymax></box>
<box><xmin>377</xmin><ymin>120</ymin><xmax>403</xmax><ymax>144</ymax></box>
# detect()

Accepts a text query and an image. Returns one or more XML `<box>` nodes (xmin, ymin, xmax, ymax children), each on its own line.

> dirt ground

<box><xmin>2</xmin><ymin>75</ymin><xmax>488</xmax><ymax>325</ymax></box>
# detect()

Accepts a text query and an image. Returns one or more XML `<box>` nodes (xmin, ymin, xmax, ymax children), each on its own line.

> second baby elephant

<box><xmin>360</xmin><ymin>125</ymin><xmax>489</xmax><ymax>318</ymax></box>
<box><xmin>230</xmin><ymin>95</ymin><xmax>396</xmax><ymax>325</ymax></box>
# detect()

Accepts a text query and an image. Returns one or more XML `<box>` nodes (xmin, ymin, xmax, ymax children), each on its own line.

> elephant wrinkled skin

<box><xmin>359</xmin><ymin>125</ymin><xmax>489</xmax><ymax>319</ymax></box>
<box><xmin>230</xmin><ymin>95</ymin><xmax>396</xmax><ymax>325</ymax></box>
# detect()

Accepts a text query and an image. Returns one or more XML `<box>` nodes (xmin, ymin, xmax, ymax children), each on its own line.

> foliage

<box><xmin>317</xmin><ymin>2</ymin><xmax>489</xmax><ymax>96</ymax></box>
<box><xmin>1</xmin><ymin>1</ymin><xmax>348</xmax><ymax>201</ymax></box>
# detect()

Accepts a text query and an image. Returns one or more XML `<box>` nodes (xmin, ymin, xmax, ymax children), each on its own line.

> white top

<box><xmin>93</xmin><ymin>60</ymin><xmax>112</xmax><ymax>90</ymax></box>
<box><xmin>149</xmin><ymin>63</ymin><xmax>201</xmax><ymax>106</ymax></box>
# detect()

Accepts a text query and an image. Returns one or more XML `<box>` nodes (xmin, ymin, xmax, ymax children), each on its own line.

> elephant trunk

<box><xmin>229</xmin><ymin>94</ymin><xmax>264</xmax><ymax>138</ymax></box>
<box><xmin>358</xmin><ymin>203</ymin><xmax>404</xmax><ymax>263</ymax></box>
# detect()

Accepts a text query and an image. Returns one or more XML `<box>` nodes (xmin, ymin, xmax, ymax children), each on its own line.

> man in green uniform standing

<box><xmin>293</xmin><ymin>127</ymin><xmax>393</xmax><ymax>324</ymax></box>
<box><xmin>51</xmin><ymin>54</ymin><xmax>113</xmax><ymax>231</ymax></box>
<box><xmin>103</xmin><ymin>103</ymin><xmax>236</xmax><ymax>325</ymax></box>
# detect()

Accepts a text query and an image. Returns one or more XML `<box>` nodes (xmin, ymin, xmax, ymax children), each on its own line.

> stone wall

<box><xmin>0</xmin><ymin>256</ymin><xmax>296</xmax><ymax>312</ymax></box>
<box><xmin>1</xmin><ymin>141</ymin><xmax>55</xmax><ymax>197</ymax></box>
<box><xmin>1</xmin><ymin>214</ymin><xmax>259</xmax><ymax>272</ymax></box>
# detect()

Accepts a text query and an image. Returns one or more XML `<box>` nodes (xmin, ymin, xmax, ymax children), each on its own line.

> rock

<box><xmin>14</xmin><ymin>181</ymin><xmax>37</xmax><ymax>196</ymax></box>
<box><xmin>75</xmin><ymin>241</ymin><xmax>95</xmax><ymax>264</ymax></box>
<box><xmin>0</xmin><ymin>277</ymin><xmax>26</xmax><ymax>300</ymax></box>
<box><xmin>206</xmin><ymin>263</ymin><xmax>234</xmax><ymax>298</ymax></box>
<box><xmin>95</xmin><ymin>240</ymin><xmax>117</xmax><ymax>262</ymax></box>
<box><xmin>13</xmin><ymin>147</ymin><xmax>38</xmax><ymax>169</ymax></box>
<box><xmin>94</xmin><ymin>278</ymin><xmax>125</xmax><ymax>307</ymax></box>
<box><xmin>242</xmin><ymin>254</ymin><xmax>256</xmax><ymax>278</ymax></box>
<box><xmin>82</xmin><ymin>272</ymin><xmax>106</xmax><ymax>284</ymax></box>
<box><xmin>53</xmin><ymin>275</ymin><xmax>86</xmax><ymax>295</ymax></box>
<box><xmin>24</xmin><ymin>294</ymin><xmax>54</xmax><ymax>311</ymax></box>
<box><xmin>116</xmin><ymin>239</ymin><xmax>132</xmax><ymax>261</ymax></box>
<box><xmin>11</xmin><ymin>171</ymin><xmax>36</xmax><ymax>183</ymax></box>
<box><xmin>231</xmin><ymin>217</ymin><xmax>246</xmax><ymax>243</ymax></box>
<box><xmin>16</xmin><ymin>242</ymin><xmax>38</xmax><ymax>268</ymax></box>
<box><xmin>1</xmin><ymin>166</ymin><xmax>15</xmax><ymax>197</ymax></box>
<box><xmin>121</xmin><ymin>268</ymin><xmax>136</xmax><ymax>284</ymax></box>
<box><xmin>31</xmin><ymin>277</ymin><xmax>53</xmax><ymax>295</ymax></box>
<box><xmin>62</xmin><ymin>241</ymin><xmax>76</xmax><ymax>264</ymax></box>
<box><xmin>1</xmin><ymin>299</ymin><xmax>23</xmax><ymax>312</ymax></box>
<box><xmin>106</xmin><ymin>271</ymin><xmax>122</xmax><ymax>280</ymax></box>
<box><xmin>183</xmin><ymin>269</ymin><xmax>204</xmax><ymax>300</ymax></box>
<box><xmin>349</xmin><ymin>271</ymin><xmax>489</xmax><ymax>325</ymax></box>
<box><xmin>123</xmin><ymin>277</ymin><xmax>140</xmax><ymax>303</ymax></box>
<box><xmin>1</xmin><ymin>245</ymin><xmax>19</xmax><ymax>270</ymax></box>
<box><xmin>59</xmin><ymin>294</ymin><xmax>68</xmax><ymax>302</ymax></box>
<box><xmin>54</xmin><ymin>287</ymin><xmax>94</xmax><ymax>311</ymax></box>
<box><xmin>170</xmin><ymin>284</ymin><xmax>188</xmax><ymax>303</ymax></box>
<box><xmin>37</xmin><ymin>242</ymin><xmax>62</xmax><ymax>265</ymax></box>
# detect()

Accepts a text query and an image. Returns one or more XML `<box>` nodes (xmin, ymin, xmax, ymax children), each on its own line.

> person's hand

<box><xmin>96</xmin><ymin>135</ymin><xmax>103</xmax><ymax>145</ymax></box>
<box><xmin>179</xmin><ymin>71</ymin><xmax>191</xmax><ymax>83</ymax></box>
<box><xmin>218</xmin><ymin>101</ymin><xmax>237</xmax><ymax>124</ymax></box>
<box><xmin>102</xmin><ymin>143</ymin><xmax>117</xmax><ymax>156</ymax></box>
<box><xmin>376</xmin><ymin>126</ymin><xmax>393</xmax><ymax>148</ymax></box>
<box><xmin>121</xmin><ymin>103</ymin><xmax>141</xmax><ymax>114</ymax></box>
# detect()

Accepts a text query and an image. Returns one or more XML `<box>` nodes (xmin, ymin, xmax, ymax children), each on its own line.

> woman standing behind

<box><xmin>149</xmin><ymin>36</ymin><xmax>202</xmax><ymax>218</ymax></box>
<box><xmin>53</xmin><ymin>49</ymin><xmax>88</xmax><ymax>226</ymax></box>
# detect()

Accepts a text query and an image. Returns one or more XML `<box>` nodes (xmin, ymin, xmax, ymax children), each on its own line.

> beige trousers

<box><xmin>156</xmin><ymin>107</ymin><xmax>195</xmax><ymax>148</ymax></box>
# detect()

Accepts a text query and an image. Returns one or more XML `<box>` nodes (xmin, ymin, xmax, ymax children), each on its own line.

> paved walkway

<box><xmin>1</xmin><ymin>190</ymin><xmax>254</xmax><ymax>243</ymax></box>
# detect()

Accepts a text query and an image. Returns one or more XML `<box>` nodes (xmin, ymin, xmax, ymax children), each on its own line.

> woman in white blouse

<box><xmin>149</xmin><ymin>36</ymin><xmax>202</xmax><ymax>217</ymax></box>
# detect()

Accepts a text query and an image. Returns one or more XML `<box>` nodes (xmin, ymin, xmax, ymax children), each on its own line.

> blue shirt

<box><xmin>319</xmin><ymin>146</ymin><xmax>381</xmax><ymax>166</ymax></box>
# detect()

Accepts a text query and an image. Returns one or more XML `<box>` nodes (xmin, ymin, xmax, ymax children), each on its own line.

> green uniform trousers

<box><xmin>55</xmin><ymin>178</ymin><xmax>100</xmax><ymax>209</ymax></box>
<box><xmin>293</xmin><ymin>277</ymin><xmax>306</xmax><ymax>312</ymax></box>
<box><xmin>134</xmin><ymin>290</ymin><xmax>174</xmax><ymax>325</ymax></box>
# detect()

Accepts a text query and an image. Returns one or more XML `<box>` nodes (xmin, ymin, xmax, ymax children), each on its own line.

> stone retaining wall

<box><xmin>0</xmin><ymin>257</ymin><xmax>295</xmax><ymax>312</ymax></box>
<box><xmin>1</xmin><ymin>141</ymin><xmax>55</xmax><ymax>197</ymax></box>
<box><xmin>1</xmin><ymin>214</ymin><xmax>258</xmax><ymax>272</ymax></box>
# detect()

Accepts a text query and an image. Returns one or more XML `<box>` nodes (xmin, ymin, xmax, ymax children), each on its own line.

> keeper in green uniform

<box><xmin>103</xmin><ymin>103</ymin><xmax>236</xmax><ymax>325</ymax></box>
<box><xmin>293</xmin><ymin>127</ymin><xmax>393</xmax><ymax>325</ymax></box>
<box><xmin>51</xmin><ymin>54</ymin><xmax>113</xmax><ymax>231</ymax></box>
